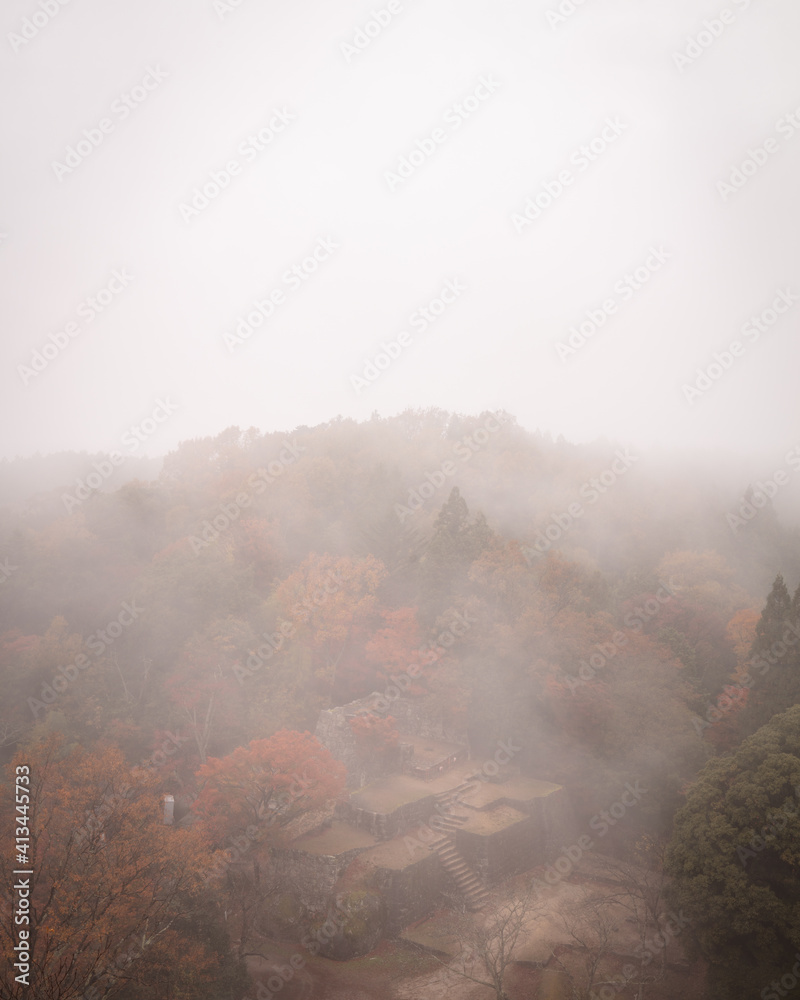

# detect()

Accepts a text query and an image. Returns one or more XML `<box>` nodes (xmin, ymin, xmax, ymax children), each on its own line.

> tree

<box><xmin>738</xmin><ymin>575</ymin><xmax>800</xmax><ymax>738</ymax></box>
<box><xmin>419</xmin><ymin>883</ymin><xmax>543</xmax><ymax>1000</ymax></box>
<box><xmin>419</xmin><ymin>487</ymin><xmax>497</xmax><ymax>622</ymax></box>
<box><xmin>272</xmin><ymin>553</ymin><xmax>388</xmax><ymax>703</ymax></box>
<box><xmin>726</xmin><ymin>607</ymin><xmax>760</xmax><ymax>664</ymax></box>
<box><xmin>358</xmin><ymin>506</ymin><xmax>425</xmax><ymax>595</ymax></box>
<box><xmin>0</xmin><ymin>733</ymin><xmax>237</xmax><ymax>1000</ymax></box>
<box><xmin>535</xmin><ymin>551</ymin><xmax>596</xmax><ymax>625</ymax></box>
<box><xmin>165</xmin><ymin>656</ymin><xmax>227</xmax><ymax>767</ymax></box>
<box><xmin>192</xmin><ymin>730</ymin><xmax>345</xmax><ymax>964</ymax></box>
<box><xmin>543</xmin><ymin>673</ymin><xmax>616</xmax><ymax>754</ymax></box>
<box><xmin>754</xmin><ymin>574</ymin><xmax>793</xmax><ymax>646</ymax></box>
<box><xmin>665</xmin><ymin>703</ymin><xmax>800</xmax><ymax>999</ymax></box>
<box><xmin>0</xmin><ymin>630</ymin><xmax>41</xmax><ymax>752</ymax></box>
<box><xmin>363</xmin><ymin>606</ymin><xmax>424</xmax><ymax>692</ymax></box>
<box><xmin>192</xmin><ymin>730</ymin><xmax>346</xmax><ymax>848</ymax></box>
<box><xmin>164</xmin><ymin>619</ymin><xmax>251</xmax><ymax>764</ymax></box>
<box><xmin>229</xmin><ymin>515</ymin><xmax>284</xmax><ymax>590</ymax></box>
<box><xmin>579</xmin><ymin>843</ymin><xmax>676</xmax><ymax>998</ymax></box>
<box><xmin>348</xmin><ymin>713</ymin><xmax>399</xmax><ymax>757</ymax></box>
<box><xmin>555</xmin><ymin>888</ymin><xmax>620</xmax><ymax>999</ymax></box>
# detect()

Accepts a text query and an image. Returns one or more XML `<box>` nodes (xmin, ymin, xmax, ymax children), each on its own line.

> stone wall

<box><xmin>315</xmin><ymin>696</ymin><xmax>400</xmax><ymax>788</ymax></box>
<box><xmin>531</xmin><ymin>784</ymin><xmax>572</xmax><ymax>857</ymax></box>
<box><xmin>315</xmin><ymin>695</ymin><xmax>467</xmax><ymax>789</ymax></box>
<box><xmin>309</xmin><ymin>695</ymin><xmax>574</xmax><ymax>940</ymax></box>
<box><xmin>371</xmin><ymin>853</ymin><xmax>448</xmax><ymax>936</ymax></box>
<box><xmin>337</xmin><ymin>794</ymin><xmax>439</xmax><ymax>841</ymax></box>
<box><xmin>403</xmin><ymin>745</ymin><xmax>468</xmax><ymax>780</ymax></box>
<box><xmin>457</xmin><ymin>786</ymin><xmax>571</xmax><ymax>886</ymax></box>
<box><xmin>273</xmin><ymin>846</ymin><xmax>447</xmax><ymax>952</ymax></box>
<box><xmin>272</xmin><ymin>845</ymin><xmax>367</xmax><ymax>910</ymax></box>
<box><xmin>314</xmin><ymin>693</ymin><xmax>410</xmax><ymax>788</ymax></box>
<box><xmin>389</xmin><ymin>695</ymin><xmax>467</xmax><ymax>744</ymax></box>
<box><xmin>458</xmin><ymin>815</ymin><xmax>539</xmax><ymax>886</ymax></box>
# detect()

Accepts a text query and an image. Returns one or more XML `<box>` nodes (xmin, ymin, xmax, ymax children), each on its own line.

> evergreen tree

<box><xmin>738</xmin><ymin>575</ymin><xmax>800</xmax><ymax>738</ymax></box>
<box><xmin>665</xmin><ymin>704</ymin><xmax>800</xmax><ymax>999</ymax></box>
<box><xmin>358</xmin><ymin>507</ymin><xmax>424</xmax><ymax>604</ymax></box>
<box><xmin>418</xmin><ymin>487</ymin><xmax>496</xmax><ymax>621</ymax></box>
<box><xmin>756</xmin><ymin>574</ymin><xmax>793</xmax><ymax>645</ymax></box>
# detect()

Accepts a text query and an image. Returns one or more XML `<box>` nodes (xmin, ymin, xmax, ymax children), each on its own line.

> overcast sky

<box><xmin>1</xmin><ymin>0</ymin><xmax>798</xmax><ymax>464</ymax></box>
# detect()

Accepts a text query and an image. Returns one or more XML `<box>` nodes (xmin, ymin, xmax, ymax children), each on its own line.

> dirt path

<box><xmin>243</xmin><ymin>936</ymin><xmax>493</xmax><ymax>1000</ymax></box>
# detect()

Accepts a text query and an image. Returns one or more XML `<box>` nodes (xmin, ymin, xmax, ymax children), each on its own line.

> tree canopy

<box><xmin>665</xmin><ymin>704</ymin><xmax>800</xmax><ymax>998</ymax></box>
<box><xmin>0</xmin><ymin>732</ymin><xmax>241</xmax><ymax>1000</ymax></box>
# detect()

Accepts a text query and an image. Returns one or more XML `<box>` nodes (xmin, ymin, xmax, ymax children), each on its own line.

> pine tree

<box><xmin>418</xmin><ymin>488</ymin><xmax>496</xmax><ymax>621</ymax></box>
<box><xmin>665</xmin><ymin>704</ymin><xmax>800</xmax><ymax>999</ymax></box>
<box><xmin>738</xmin><ymin>575</ymin><xmax>800</xmax><ymax>738</ymax></box>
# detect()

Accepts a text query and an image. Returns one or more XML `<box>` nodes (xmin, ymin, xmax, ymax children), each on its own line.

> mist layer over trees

<box><xmin>2</xmin><ymin>410</ymin><xmax>799</xmax><ymax>999</ymax></box>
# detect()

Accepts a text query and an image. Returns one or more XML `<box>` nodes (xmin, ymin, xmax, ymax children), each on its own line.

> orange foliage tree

<box><xmin>726</xmin><ymin>608</ymin><xmax>760</xmax><ymax>665</ymax></box>
<box><xmin>0</xmin><ymin>733</ymin><xmax>227</xmax><ymax>1000</ymax></box>
<box><xmin>273</xmin><ymin>553</ymin><xmax>422</xmax><ymax>702</ymax></box>
<box><xmin>190</xmin><ymin>730</ymin><xmax>346</xmax><ymax>963</ymax></box>
<box><xmin>364</xmin><ymin>607</ymin><xmax>425</xmax><ymax>693</ymax></box>
<box><xmin>164</xmin><ymin>619</ymin><xmax>252</xmax><ymax>765</ymax></box>
<box><xmin>348</xmin><ymin>713</ymin><xmax>399</xmax><ymax>755</ymax></box>
<box><xmin>192</xmin><ymin>729</ymin><xmax>346</xmax><ymax>850</ymax></box>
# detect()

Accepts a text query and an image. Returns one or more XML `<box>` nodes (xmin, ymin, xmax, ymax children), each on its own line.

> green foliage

<box><xmin>419</xmin><ymin>486</ymin><xmax>498</xmax><ymax>622</ymax></box>
<box><xmin>665</xmin><ymin>704</ymin><xmax>800</xmax><ymax>997</ymax></box>
<box><xmin>738</xmin><ymin>575</ymin><xmax>800</xmax><ymax>739</ymax></box>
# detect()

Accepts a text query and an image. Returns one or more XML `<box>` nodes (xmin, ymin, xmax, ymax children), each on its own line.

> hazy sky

<box><xmin>1</xmin><ymin>0</ymin><xmax>798</xmax><ymax>462</ymax></box>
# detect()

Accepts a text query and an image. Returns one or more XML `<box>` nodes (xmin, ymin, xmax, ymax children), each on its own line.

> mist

<box><xmin>2</xmin><ymin>2</ymin><xmax>800</xmax><ymax>999</ymax></box>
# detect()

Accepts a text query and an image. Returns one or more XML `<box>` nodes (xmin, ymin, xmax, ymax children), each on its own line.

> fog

<box><xmin>2</xmin><ymin>4</ymin><xmax>800</xmax><ymax>999</ymax></box>
<box><xmin>1</xmin><ymin>0</ymin><xmax>798</xmax><ymax>464</ymax></box>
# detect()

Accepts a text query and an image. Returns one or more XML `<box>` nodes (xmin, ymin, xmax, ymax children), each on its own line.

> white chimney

<box><xmin>163</xmin><ymin>794</ymin><xmax>174</xmax><ymax>825</ymax></box>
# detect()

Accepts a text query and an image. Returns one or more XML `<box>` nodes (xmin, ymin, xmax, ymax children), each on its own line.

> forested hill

<box><xmin>1</xmin><ymin>409</ymin><xmax>799</xmax><ymax>809</ymax></box>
